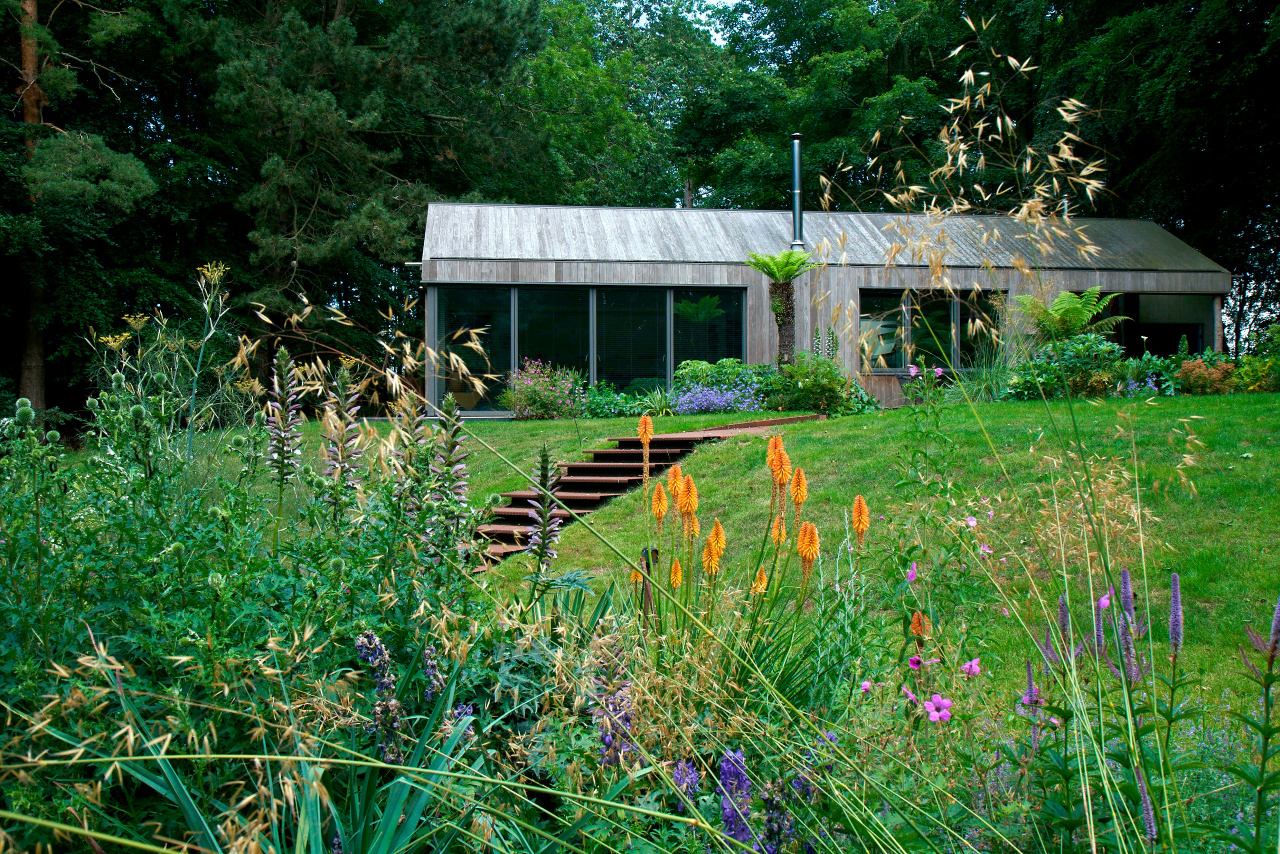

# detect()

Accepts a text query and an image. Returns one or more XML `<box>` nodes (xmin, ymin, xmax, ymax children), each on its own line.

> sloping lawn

<box><xmin>479</xmin><ymin>394</ymin><xmax>1280</xmax><ymax>696</ymax></box>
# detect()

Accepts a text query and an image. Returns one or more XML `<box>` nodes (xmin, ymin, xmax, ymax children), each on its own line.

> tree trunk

<box><xmin>18</xmin><ymin>0</ymin><xmax>42</xmax><ymax>154</ymax></box>
<box><xmin>19</xmin><ymin>280</ymin><xmax>46</xmax><ymax>410</ymax></box>
<box><xmin>18</xmin><ymin>0</ymin><xmax>47</xmax><ymax>409</ymax></box>
<box><xmin>770</xmin><ymin>280</ymin><xmax>796</xmax><ymax>365</ymax></box>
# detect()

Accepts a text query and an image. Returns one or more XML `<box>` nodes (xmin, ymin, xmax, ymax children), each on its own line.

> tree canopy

<box><xmin>4</xmin><ymin>0</ymin><xmax>1277</xmax><ymax>409</ymax></box>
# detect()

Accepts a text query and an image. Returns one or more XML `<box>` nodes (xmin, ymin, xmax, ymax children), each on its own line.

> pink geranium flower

<box><xmin>961</xmin><ymin>658</ymin><xmax>981</xmax><ymax>678</ymax></box>
<box><xmin>907</xmin><ymin>562</ymin><xmax>917</xmax><ymax>583</ymax></box>
<box><xmin>924</xmin><ymin>694</ymin><xmax>953</xmax><ymax>722</ymax></box>
<box><xmin>1098</xmin><ymin>587</ymin><xmax>1112</xmax><ymax>610</ymax></box>
<box><xmin>902</xmin><ymin>686</ymin><xmax>918</xmax><ymax>705</ymax></box>
<box><xmin>934</xmin><ymin>366</ymin><xmax>944</xmax><ymax>378</ymax></box>
<box><xmin>966</xmin><ymin>516</ymin><xmax>978</xmax><ymax>528</ymax></box>
<box><xmin>861</xmin><ymin>680</ymin><xmax>873</xmax><ymax>695</ymax></box>
<box><xmin>909</xmin><ymin>655</ymin><xmax>923</xmax><ymax>670</ymax></box>
<box><xmin>908</xmin><ymin>365</ymin><xmax>919</xmax><ymax>378</ymax></box>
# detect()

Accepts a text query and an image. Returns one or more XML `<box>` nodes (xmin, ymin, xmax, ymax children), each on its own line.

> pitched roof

<box><xmin>423</xmin><ymin>203</ymin><xmax>1227</xmax><ymax>273</ymax></box>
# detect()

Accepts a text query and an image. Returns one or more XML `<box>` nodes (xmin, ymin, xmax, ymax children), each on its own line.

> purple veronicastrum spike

<box><xmin>1169</xmin><ymin>573</ymin><xmax>1183</xmax><ymax>654</ymax></box>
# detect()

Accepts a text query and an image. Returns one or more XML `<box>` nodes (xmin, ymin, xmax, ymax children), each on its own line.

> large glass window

<box><xmin>437</xmin><ymin>287</ymin><xmax>511</xmax><ymax>411</ymax></box>
<box><xmin>597</xmin><ymin>289</ymin><xmax>667</xmax><ymax>394</ymax></box>
<box><xmin>958</xmin><ymin>290</ymin><xmax>1002</xmax><ymax>365</ymax></box>
<box><xmin>518</xmin><ymin>288</ymin><xmax>590</xmax><ymax>376</ymax></box>
<box><xmin>674</xmin><ymin>288</ymin><xmax>744</xmax><ymax>366</ymax></box>
<box><xmin>859</xmin><ymin>290</ymin><xmax>906</xmax><ymax>370</ymax></box>
<box><xmin>910</xmin><ymin>291</ymin><xmax>954</xmax><ymax>369</ymax></box>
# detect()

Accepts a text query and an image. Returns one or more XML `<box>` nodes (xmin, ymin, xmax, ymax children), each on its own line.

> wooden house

<box><xmin>420</xmin><ymin>203</ymin><xmax>1230</xmax><ymax>411</ymax></box>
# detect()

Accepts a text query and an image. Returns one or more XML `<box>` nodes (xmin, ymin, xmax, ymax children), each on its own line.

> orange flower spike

<box><xmin>910</xmin><ymin>610</ymin><xmax>925</xmax><ymax>637</ymax></box>
<box><xmin>708</xmin><ymin>518</ymin><xmax>726</xmax><ymax>556</ymax></box>
<box><xmin>630</xmin><ymin>566</ymin><xmax>643</xmax><ymax>584</ymax></box>
<box><xmin>770</xmin><ymin>513</ymin><xmax>787</xmax><ymax>545</ymax></box>
<box><xmin>678</xmin><ymin>474</ymin><xmax>698</xmax><ymax>516</ymax></box>
<box><xmin>652</xmin><ymin>482</ymin><xmax>668</xmax><ymax>522</ymax></box>
<box><xmin>688</xmin><ymin>514</ymin><xmax>701</xmax><ymax>540</ymax></box>
<box><xmin>701</xmin><ymin>538</ymin><xmax>721</xmax><ymax>576</ymax></box>
<box><xmin>750</xmin><ymin>566</ymin><xmax>769</xmax><ymax>595</ymax></box>
<box><xmin>667</xmin><ymin>463</ymin><xmax>683</xmax><ymax>499</ymax></box>
<box><xmin>638</xmin><ymin>415</ymin><xmax>654</xmax><ymax>447</ymax></box>
<box><xmin>790</xmin><ymin>467</ymin><xmax>808</xmax><ymax>512</ymax></box>
<box><xmin>773</xmin><ymin>449</ymin><xmax>792</xmax><ymax>487</ymax></box>
<box><xmin>797</xmin><ymin>521</ymin><xmax>819</xmax><ymax>567</ymax></box>
<box><xmin>670</xmin><ymin>557</ymin><xmax>683</xmax><ymax>589</ymax></box>
<box><xmin>851</xmin><ymin>494</ymin><xmax>870</xmax><ymax>546</ymax></box>
<box><xmin>766</xmin><ymin>435</ymin><xmax>782</xmax><ymax>472</ymax></box>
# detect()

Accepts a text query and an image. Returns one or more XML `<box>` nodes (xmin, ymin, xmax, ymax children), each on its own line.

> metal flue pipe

<box><xmin>790</xmin><ymin>132</ymin><xmax>804</xmax><ymax>250</ymax></box>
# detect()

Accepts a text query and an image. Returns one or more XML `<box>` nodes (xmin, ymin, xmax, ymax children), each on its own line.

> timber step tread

<box><xmin>478</xmin><ymin>415</ymin><xmax>825</xmax><ymax>566</ymax></box>
<box><xmin>557</xmin><ymin>461</ymin><xmax>666</xmax><ymax>470</ymax></box>
<box><xmin>491</xmin><ymin>507</ymin><xmax>588</xmax><ymax>520</ymax></box>
<box><xmin>500</xmin><ymin>490</ymin><xmax>612</xmax><ymax>501</ymax></box>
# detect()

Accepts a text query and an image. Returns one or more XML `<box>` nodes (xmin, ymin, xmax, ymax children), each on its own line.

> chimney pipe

<box><xmin>790</xmin><ymin>132</ymin><xmax>804</xmax><ymax>250</ymax></box>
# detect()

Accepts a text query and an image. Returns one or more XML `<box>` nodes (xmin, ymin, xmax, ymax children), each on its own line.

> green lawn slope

<box><xmin>466</xmin><ymin>394</ymin><xmax>1279</xmax><ymax>696</ymax></box>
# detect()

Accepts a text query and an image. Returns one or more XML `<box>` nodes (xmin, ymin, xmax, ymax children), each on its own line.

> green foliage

<box><xmin>745</xmin><ymin>249</ymin><xmax>819</xmax><ymax>285</ymax></box>
<box><xmin>674</xmin><ymin>357</ymin><xmax>778</xmax><ymax>394</ymax></box>
<box><xmin>498</xmin><ymin>359</ymin><xmax>585</xmax><ymax>420</ymax></box>
<box><xmin>1007</xmin><ymin>334</ymin><xmax>1125</xmax><ymax>400</ymax></box>
<box><xmin>1177</xmin><ymin>358</ymin><xmax>1236</xmax><ymax>395</ymax></box>
<box><xmin>1232</xmin><ymin>356</ymin><xmax>1280</xmax><ymax>393</ymax></box>
<box><xmin>1013</xmin><ymin>286</ymin><xmax>1127</xmax><ymax>342</ymax></box>
<box><xmin>768</xmin><ymin>352</ymin><xmax>876</xmax><ymax>416</ymax></box>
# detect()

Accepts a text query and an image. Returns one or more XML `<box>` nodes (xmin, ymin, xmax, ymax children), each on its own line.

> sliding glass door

<box><xmin>431</xmin><ymin>285</ymin><xmax>746</xmax><ymax>412</ymax></box>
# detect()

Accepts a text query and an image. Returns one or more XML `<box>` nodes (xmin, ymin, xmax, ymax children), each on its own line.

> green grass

<box><xmin>465</xmin><ymin>394</ymin><xmax>1280</xmax><ymax>697</ymax></box>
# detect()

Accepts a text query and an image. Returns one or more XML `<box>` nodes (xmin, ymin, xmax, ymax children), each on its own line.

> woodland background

<box><xmin>4</xmin><ymin>0</ymin><xmax>1278</xmax><ymax>413</ymax></box>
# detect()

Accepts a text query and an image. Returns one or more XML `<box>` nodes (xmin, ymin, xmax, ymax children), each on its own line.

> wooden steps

<box><xmin>478</xmin><ymin>415</ymin><xmax>824</xmax><ymax>562</ymax></box>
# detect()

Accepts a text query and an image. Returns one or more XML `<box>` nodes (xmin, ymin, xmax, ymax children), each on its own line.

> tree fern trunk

<box><xmin>770</xmin><ymin>280</ymin><xmax>796</xmax><ymax>365</ymax></box>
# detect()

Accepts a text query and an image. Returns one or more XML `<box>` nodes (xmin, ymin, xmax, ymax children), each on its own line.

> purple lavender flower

<box><xmin>672</xmin><ymin>759</ymin><xmax>700</xmax><ymax>809</ymax></box>
<box><xmin>717</xmin><ymin>749</ymin><xmax>753</xmax><ymax>843</ymax></box>
<box><xmin>1169</xmin><ymin>573</ymin><xmax>1183</xmax><ymax>654</ymax></box>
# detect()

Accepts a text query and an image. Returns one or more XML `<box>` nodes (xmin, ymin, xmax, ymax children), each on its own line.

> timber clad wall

<box><xmin>422</xmin><ymin>203</ymin><xmax>1232</xmax><ymax>406</ymax></box>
